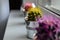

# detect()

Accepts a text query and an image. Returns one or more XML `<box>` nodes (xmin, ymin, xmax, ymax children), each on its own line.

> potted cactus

<box><xmin>33</xmin><ymin>18</ymin><xmax>58</xmax><ymax>40</ymax></box>
<box><xmin>24</xmin><ymin>7</ymin><xmax>43</xmax><ymax>39</ymax></box>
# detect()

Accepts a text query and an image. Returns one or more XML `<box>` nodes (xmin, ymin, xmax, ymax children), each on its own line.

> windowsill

<box><xmin>45</xmin><ymin>5</ymin><xmax>60</xmax><ymax>15</ymax></box>
<box><xmin>51</xmin><ymin>5</ymin><xmax>60</xmax><ymax>11</ymax></box>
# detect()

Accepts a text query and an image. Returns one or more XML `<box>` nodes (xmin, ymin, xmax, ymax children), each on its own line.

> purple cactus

<box><xmin>35</xmin><ymin>14</ymin><xmax>60</xmax><ymax>40</ymax></box>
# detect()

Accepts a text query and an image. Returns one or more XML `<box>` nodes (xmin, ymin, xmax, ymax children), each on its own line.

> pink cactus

<box><xmin>35</xmin><ymin>14</ymin><xmax>60</xmax><ymax>40</ymax></box>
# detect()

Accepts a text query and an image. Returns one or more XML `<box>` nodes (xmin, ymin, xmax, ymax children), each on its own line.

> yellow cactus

<box><xmin>27</xmin><ymin>7</ymin><xmax>43</xmax><ymax>17</ymax></box>
<box><xmin>26</xmin><ymin>7</ymin><xmax>43</xmax><ymax>21</ymax></box>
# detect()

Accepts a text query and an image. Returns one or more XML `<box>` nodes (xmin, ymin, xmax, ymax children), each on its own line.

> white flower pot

<box><xmin>27</xmin><ymin>29</ymin><xmax>36</xmax><ymax>39</ymax></box>
<box><xmin>26</xmin><ymin>21</ymin><xmax>38</xmax><ymax>39</ymax></box>
<box><xmin>28</xmin><ymin>21</ymin><xmax>39</xmax><ymax>28</ymax></box>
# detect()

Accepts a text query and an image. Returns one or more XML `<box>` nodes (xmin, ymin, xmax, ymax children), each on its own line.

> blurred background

<box><xmin>0</xmin><ymin>0</ymin><xmax>60</xmax><ymax>40</ymax></box>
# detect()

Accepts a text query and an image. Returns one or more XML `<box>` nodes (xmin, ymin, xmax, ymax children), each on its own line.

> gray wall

<box><xmin>0</xmin><ymin>0</ymin><xmax>9</xmax><ymax>40</ymax></box>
